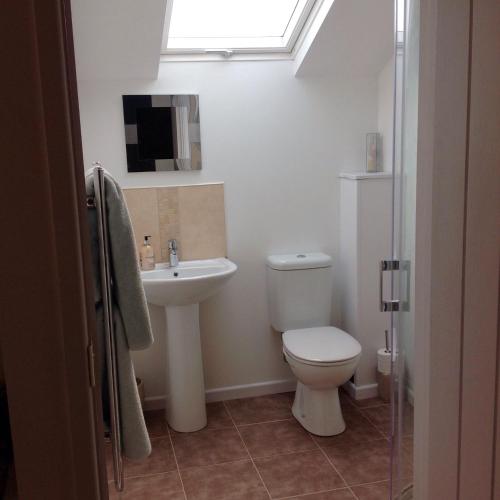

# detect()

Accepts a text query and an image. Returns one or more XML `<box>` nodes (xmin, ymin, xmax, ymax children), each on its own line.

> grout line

<box><xmin>236</xmin><ymin>417</ymin><xmax>296</xmax><ymax>428</ymax></box>
<box><xmin>311</xmin><ymin>434</ymin><xmax>360</xmax><ymax>500</ymax></box>
<box><xmin>244</xmin><ymin>447</ymin><xmax>320</xmax><ymax>462</ymax></box>
<box><xmin>149</xmin><ymin>434</ymin><xmax>172</xmax><ymax>441</ymax></box>
<box><xmin>175</xmin><ymin>457</ymin><xmax>254</xmax><ymax>473</ymax></box>
<box><xmin>364</xmin><ymin>421</ymin><xmax>389</xmax><ymax>441</ymax></box>
<box><xmin>223</xmin><ymin>400</ymin><xmax>273</xmax><ymax>500</ymax></box>
<box><xmin>313</xmin><ymin>435</ymin><xmax>389</xmax><ymax>451</ymax></box>
<box><xmin>353</xmin><ymin>403</ymin><xmax>389</xmax><ymax>410</ymax></box>
<box><xmin>275</xmin><ymin>485</ymin><xmax>353</xmax><ymax>499</ymax></box>
<box><xmin>339</xmin><ymin>409</ymin><xmax>387</xmax><ymax>440</ymax></box>
<box><xmin>166</xmin><ymin>423</ymin><xmax>188</xmax><ymax>500</ymax></box>
<box><xmin>348</xmin><ymin>478</ymin><xmax>391</xmax><ymax>489</ymax></box>
<box><xmin>310</xmin><ymin>434</ymin><xmax>388</xmax><ymax>450</ymax></box>
<box><xmin>358</xmin><ymin>410</ymin><xmax>390</xmax><ymax>436</ymax></box>
<box><xmin>341</xmin><ymin>390</ymin><xmax>390</xmax><ymax>411</ymax></box>
<box><xmin>121</xmin><ymin>470</ymin><xmax>181</xmax><ymax>481</ymax></box>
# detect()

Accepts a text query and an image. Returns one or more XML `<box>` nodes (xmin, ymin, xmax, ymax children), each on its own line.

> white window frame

<box><xmin>161</xmin><ymin>0</ymin><xmax>321</xmax><ymax>62</ymax></box>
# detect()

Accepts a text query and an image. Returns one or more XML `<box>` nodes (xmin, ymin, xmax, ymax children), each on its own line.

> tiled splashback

<box><xmin>123</xmin><ymin>183</ymin><xmax>226</xmax><ymax>263</ymax></box>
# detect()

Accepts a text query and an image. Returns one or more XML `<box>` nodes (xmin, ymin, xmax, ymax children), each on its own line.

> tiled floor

<box><xmin>108</xmin><ymin>391</ymin><xmax>413</xmax><ymax>500</ymax></box>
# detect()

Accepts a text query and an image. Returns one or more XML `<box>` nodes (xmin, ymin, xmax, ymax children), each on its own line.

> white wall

<box><xmin>377</xmin><ymin>58</ymin><xmax>394</xmax><ymax>172</ymax></box>
<box><xmin>77</xmin><ymin>61</ymin><xmax>379</xmax><ymax>402</ymax></box>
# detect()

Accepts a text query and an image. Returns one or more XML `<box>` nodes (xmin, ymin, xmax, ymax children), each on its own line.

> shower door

<box><xmin>389</xmin><ymin>0</ymin><xmax>419</xmax><ymax>498</ymax></box>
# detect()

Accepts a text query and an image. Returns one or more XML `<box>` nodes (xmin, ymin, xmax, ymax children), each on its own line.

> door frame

<box><xmin>414</xmin><ymin>0</ymin><xmax>500</xmax><ymax>498</ymax></box>
<box><xmin>0</xmin><ymin>1</ymin><xmax>106</xmax><ymax>498</ymax></box>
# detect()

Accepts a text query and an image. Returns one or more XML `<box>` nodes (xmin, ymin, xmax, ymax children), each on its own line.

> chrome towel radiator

<box><xmin>87</xmin><ymin>163</ymin><xmax>124</xmax><ymax>492</ymax></box>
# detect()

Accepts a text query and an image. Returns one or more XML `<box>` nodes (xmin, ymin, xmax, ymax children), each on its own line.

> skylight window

<box><xmin>162</xmin><ymin>0</ymin><xmax>316</xmax><ymax>55</ymax></box>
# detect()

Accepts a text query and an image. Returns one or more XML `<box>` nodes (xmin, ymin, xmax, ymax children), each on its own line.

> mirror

<box><xmin>122</xmin><ymin>94</ymin><xmax>202</xmax><ymax>172</ymax></box>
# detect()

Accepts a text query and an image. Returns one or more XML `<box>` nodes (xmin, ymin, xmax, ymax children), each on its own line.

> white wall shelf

<box><xmin>338</xmin><ymin>171</ymin><xmax>392</xmax><ymax>180</ymax></box>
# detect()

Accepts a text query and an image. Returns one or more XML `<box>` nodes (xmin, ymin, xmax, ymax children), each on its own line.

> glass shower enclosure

<box><xmin>390</xmin><ymin>0</ymin><xmax>419</xmax><ymax>498</ymax></box>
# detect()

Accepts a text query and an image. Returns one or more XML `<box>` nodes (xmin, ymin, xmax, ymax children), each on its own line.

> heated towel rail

<box><xmin>87</xmin><ymin>163</ymin><xmax>124</xmax><ymax>492</ymax></box>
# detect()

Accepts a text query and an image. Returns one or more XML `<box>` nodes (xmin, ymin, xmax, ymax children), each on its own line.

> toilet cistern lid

<box><xmin>266</xmin><ymin>252</ymin><xmax>332</xmax><ymax>271</ymax></box>
<box><xmin>283</xmin><ymin>326</ymin><xmax>361</xmax><ymax>364</ymax></box>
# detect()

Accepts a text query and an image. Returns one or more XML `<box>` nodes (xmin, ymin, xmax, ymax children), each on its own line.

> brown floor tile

<box><xmin>144</xmin><ymin>410</ymin><xmax>168</xmax><ymax>438</ymax></box>
<box><xmin>361</xmin><ymin>405</ymin><xmax>391</xmax><ymax>434</ymax></box>
<box><xmin>362</xmin><ymin>404</ymin><xmax>413</xmax><ymax>436</ymax></box>
<box><xmin>351</xmin><ymin>481</ymin><xmax>390</xmax><ymax>500</ymax></box>
<box><xmin>287</xmin><ymin>489</ymin><xmax>355</xmax><ymax>499</ymax></box>
<box><xmin>324</xmin><ymin>439</ymin><xmax>390</xmax><ymax>486</ymax></box>
<box><xmin>239</xmin><ymin>419</ymin><xmax>316</xmax><ymax>458</ymax></box>
<box><xmin>124</xmin><ymin>437</ymin><xmax>177</xmax><ymax>478</ymax></box>
<box><xmin>206</xmin><ymin>402</ymin><xmax>234</xmax><ymax>429</ymax></box>
<box><xmin>312</xmin><ymin>411</ymin><xmax>386</xmax><ymax>448</ymax></box>
<box><xmin>109</xmin><ymin>471</ymin><xmax>184</xmax><ymax>499</ymax></box>
<box><xmin>254</xmin><ymin>450</ymin><xmax>344</xmax><ymax>498</ymax></box>
<box><xmin>225</xmin><ymin>393</ymin><xmax>293</xmax><ymax>425</ymax></box>
<box><xmin>338</xmin><ymin>390</ymin><xmax>357</xmax><ymax>409</ymax></box>
<box><xmin>349</xmin><ymin>397</ymin><xmax>388</xmax><ymax>409</ymax></box>
<box><xmin>181</xmin><ymin>459</ymin><xmax>268</xmax><ymax>500</ymax></box>
<box><xmin>171</xmin><ymin>427</ymin><xmax>248</xmax><ymax>469</ymax></box>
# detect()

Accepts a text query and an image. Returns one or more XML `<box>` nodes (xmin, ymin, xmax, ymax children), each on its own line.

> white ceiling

<box><xmin>70</xmin><ymin>0</ymin><xmax>392</xmax><ymax>80</ymax></box>
<box><xmin>295</xmin><ymin>0</ymin><xmax>394</xmax><ymax>78</ymax></box>
<box><xmin>71</xmin><ymin>0</ymin><xmax>167</xmax><ymax>80</ymax></box>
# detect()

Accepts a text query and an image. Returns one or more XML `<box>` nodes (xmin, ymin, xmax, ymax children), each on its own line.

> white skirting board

<box><xmin>143</xmin><ymin>378</ymin><xmax>383</xmax><ymax>411</ymax></box>
<box><xmin>343</xmin><ymin>381</ymin><xmax>414</xmax><ymax>404</ymax></box>
<box><xmin>343</xmin><ymin>380</ymin><xmax>379</xmax><ymax>400</ymax></box>
<box><xmin>142</xmin><ymin>378</ymin><xmax>298</xmax><ymax>411</ymax></box>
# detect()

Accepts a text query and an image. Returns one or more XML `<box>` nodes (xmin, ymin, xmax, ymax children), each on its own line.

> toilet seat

<box><xmin>283</xmin><ymin>326</ymin><xmax>361</xmax><ymax>367</ymax></box>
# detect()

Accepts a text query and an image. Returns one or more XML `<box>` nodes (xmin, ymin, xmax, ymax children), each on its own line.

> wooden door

<box><xmin>0</xmin><ymin>1</ymin><xmax>107</xmax><ymax>498</ymax></box>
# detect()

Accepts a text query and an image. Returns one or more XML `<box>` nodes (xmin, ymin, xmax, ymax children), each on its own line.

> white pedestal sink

<box><xmin>141</xmin><ymin>258</ymin><xmax>237</xmax><ymax>432</ymax></box>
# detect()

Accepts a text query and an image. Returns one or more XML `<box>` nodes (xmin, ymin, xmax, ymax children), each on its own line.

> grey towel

<box><xmin>86</xmin><ymin>169</ymin><xmax>153</xmax><ymax>461</ymax></box>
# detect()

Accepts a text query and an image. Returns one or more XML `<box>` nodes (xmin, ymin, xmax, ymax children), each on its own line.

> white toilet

<box><xmin>266</xmin><ymin>252</ymin><xmax>362</xmax><ymax>436</ymax></box>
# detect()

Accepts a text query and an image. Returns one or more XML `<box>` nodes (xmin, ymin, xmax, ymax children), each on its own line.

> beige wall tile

<box><xmin>157</xmin><ymin>187</ymin><xmax>181</xmax><ymax>262</ymax></box>
<box><xmin>178</xmin><ymin>184</ymin><xmax>227</xmax><ymax>260</ymax></box>
<box><xmin>123</xmin><ymin>188</ymin><xmax>161</xmax><ymax>263</ymax></box>
<box><xmin>124</xmin><ymin>184</ymin><xmax>227</xmax><ymax>264</ymax></box>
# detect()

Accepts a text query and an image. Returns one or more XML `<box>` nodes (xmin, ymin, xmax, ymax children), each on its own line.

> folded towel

<box><xmin>86</xmin><ymin>169</ymin><xmax>154</xmax><ymax>460</ymax></box>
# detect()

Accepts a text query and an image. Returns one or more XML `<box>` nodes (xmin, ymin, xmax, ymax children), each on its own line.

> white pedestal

<box><xmin>164</xmin><ymin>303</ymin><xmax>207</xmax><ymax>432</ymax></box>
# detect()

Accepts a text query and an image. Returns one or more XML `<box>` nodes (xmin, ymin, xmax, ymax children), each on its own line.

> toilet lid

<box><xmin>283</xmin><ymin>326</ymin><xmax>361</xmax><ymax>364</ymax></box>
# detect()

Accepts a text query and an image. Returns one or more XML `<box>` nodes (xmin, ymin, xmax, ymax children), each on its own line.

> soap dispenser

<box><xmin>140</xmin><ymin>235</ymin><xmax>155</xmax><ymax>271</ymax></box>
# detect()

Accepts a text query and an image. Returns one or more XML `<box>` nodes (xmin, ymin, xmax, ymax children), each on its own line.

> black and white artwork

<box><xmin>122</xmin><ymin>94</ymin><xmax>202</xmax><ymax>172</ymax></box>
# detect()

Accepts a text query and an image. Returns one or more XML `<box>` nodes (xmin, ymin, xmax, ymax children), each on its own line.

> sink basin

<box><xmin>140</xmin><ymin>258</ymin><xmax>237</xmax><ymax>433</ymax></box>
<box><xmin>141</xmin><ymin>258</ymin><xmax>237</xmax><ymax>306</ymax></box>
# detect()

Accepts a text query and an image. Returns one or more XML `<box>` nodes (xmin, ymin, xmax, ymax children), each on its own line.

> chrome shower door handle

<box><xmin>379</xmin><ymin>259</ymin><xmax>400</xmax><ymax>312</ymax></box>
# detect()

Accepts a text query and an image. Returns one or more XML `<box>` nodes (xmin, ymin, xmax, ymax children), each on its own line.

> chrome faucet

<box><xmin>168</xmin><ymin>239</ymin><xmax>179</xmax><ymax>267</ymax></box>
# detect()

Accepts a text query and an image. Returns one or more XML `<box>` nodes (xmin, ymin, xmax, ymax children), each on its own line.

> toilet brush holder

<box><xmin>377</xmin><ymin>348</ymin><xmax>391</xmax><ymax>402</ymax></box>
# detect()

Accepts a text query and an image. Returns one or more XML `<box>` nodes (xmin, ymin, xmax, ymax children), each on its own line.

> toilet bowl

<box><xmin>283</xmin><ymin>326</ymin><xmax>361</xmax><ymax>436</ymax></box>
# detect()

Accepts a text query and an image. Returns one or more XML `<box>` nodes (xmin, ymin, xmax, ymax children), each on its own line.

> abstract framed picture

<box><xmin>122</xmin><ymin>94</ymin><xmax>202</xmax><ymax>172</ymax></box>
